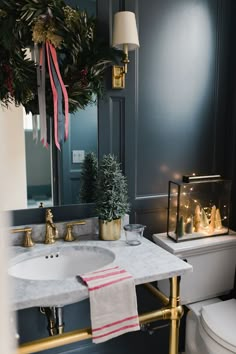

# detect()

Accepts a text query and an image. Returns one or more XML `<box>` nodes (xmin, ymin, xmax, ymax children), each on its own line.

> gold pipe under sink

<box><xmin>143</xmin><ymin>282</ymin><xmax>169</xmax><ymax>306</ymax></box>
<box><xmin>17</xmin><ymin>277</ymin><xmax>182</xmax><ymax>354</ymax></box>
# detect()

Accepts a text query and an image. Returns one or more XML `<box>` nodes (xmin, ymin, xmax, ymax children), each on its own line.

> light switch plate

<box><xmin>72</xmin><ymin>150</ymin><xmax>85</xmax><ymax>163</ymax></box>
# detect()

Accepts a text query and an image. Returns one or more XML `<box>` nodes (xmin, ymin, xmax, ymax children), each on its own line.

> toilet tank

<box><xmin>152</xmin><ymin>233</ymin><xmax>236</xmax><ymax>305</ymax></box>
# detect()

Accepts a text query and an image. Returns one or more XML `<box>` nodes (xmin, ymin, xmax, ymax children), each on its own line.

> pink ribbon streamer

<box><xmin>48</xmin><ymin>42</ymin><xmax>69</xmax><ymax>140</ymax></box>
<box><xmin>46</xmin><ymin>41</ymin><xmax>60</xmax><ymax>150</ymax></box>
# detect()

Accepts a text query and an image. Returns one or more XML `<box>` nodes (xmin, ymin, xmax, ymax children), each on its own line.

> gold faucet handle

<box><xmin>11</xmin><ymin>227</ymin><xmax>34</xmax><ymax>247</ymax></box>
<box><xmin>64</xmin><ymin>221</ymin><xmax>86</xmax><ymax>242</ymax></box>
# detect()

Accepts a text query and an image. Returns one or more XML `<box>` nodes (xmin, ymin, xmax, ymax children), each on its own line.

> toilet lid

<box><xmin>201</xmin><ymin>299</ymin><xmax>236</xmax><ymax>352</ymax></box>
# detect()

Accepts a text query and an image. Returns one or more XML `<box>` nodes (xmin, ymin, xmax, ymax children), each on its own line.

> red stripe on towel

<box><xmin>87</xmin><ymin>266</ymin><xmax>119</xmax><ymax>275</ymax></box>
<box><xmin>92</xmin><ymin>323</ymin><xmax>140</xmax><ymax>340</ymax></box>
<box><xmin>93</xmin><ymin>315</ymin><xmax>139</xmax><ymax>332</ymax></box>
<box><xmin>89</xmin><ymin>275</ymin><xmax>133</xmax><ymax>291</ymax></box>
<box><xmin>82</xmin><ymin>269</ymin><xmax>127</xmax><ymax>282</ymax></box>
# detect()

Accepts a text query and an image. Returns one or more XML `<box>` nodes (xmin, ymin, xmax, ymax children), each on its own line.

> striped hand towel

<box><xmin>80</xmin><ymin>266</ymin><xmax>140</xmax><ymax>343</ymax></box>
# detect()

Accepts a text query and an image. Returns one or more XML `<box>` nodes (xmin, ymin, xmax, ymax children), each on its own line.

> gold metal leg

<box><xmin>168</xmin><ymin>276</ymin><xmax>182</xmax><ymax>354</ymax></box>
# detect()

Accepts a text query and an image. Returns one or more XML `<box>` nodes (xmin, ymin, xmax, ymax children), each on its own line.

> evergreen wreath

<box><xmin>0</xmin><ymin>0</ymin><xmax>117</xmax><ymax>115</ymax></box>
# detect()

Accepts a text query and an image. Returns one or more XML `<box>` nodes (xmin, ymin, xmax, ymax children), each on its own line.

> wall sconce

<box><xmin>112</xmin><ymin>11</ymin><xmax>140</xmax><ymax>89</ymax></box>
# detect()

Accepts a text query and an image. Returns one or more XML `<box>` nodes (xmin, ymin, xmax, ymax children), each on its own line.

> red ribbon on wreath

<box><xmin>46</xmin><ymin>41</ymin><xmax>69</xmax><ymax>149</ymax></box>
<box><xmin>35</xmin><ymin>41</ymin><xmax>69</xmax><ymax>150</ymax></box>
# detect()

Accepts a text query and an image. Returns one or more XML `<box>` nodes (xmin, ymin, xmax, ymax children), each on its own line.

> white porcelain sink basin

<box><xmin>9</xmin><ymin>246</ymin><xmax>115</xmax><ymax>281</ymax></box>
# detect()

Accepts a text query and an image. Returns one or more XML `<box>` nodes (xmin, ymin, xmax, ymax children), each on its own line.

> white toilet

<box><xmin>185</xmin><ymin>298</ymin><xmax>236</xmax><ymax>354</ymax></box>
<box><xmin>152</xmin><ymin>233</ymin><xmax>236</xmax><ymax>354</ymax></box>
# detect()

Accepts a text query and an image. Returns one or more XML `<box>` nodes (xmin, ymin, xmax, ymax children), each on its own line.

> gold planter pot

<box><xmin>99</xmin><ymin>218</ymin><xmax>121</xmax><ymax>240</ymax></box>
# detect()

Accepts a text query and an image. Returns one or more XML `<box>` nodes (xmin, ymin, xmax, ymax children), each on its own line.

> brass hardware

<box><xmin>45</xmin><ymin>209</ymin><xmax>58</xmax><ymax>244</ymax></box>
<box><xmin>11</xmin><ymin>227</ymin><xmax>34</xmax><ymax>247</ymax></box>
<box><xmin>112</xmin><ymin>44</ymin><xmax>129</xmax><ymax>89</ymax></box>
<box><xmin>18</xmin><ymin>277</ymin><xmax>182</xmax><ymax>354</ymax></box>
<box><xmin>40</xmin><ymin>307</ymin><xmax>64</xmax><ymax>336</ymax></box>
<box><xmin>18</xmin><ymin>327</ymin><xmax>92</xmax><ymax>354</ymax></box>
<box><xmin>169</xmin><ymin>277</ymin><xmax>182</xmax><ymax>354</ymax></box>
<box><xmin>112</xmin><ymin>66</ymin><xmax>125</xmax><ymax>89</ymax></box>
<box><xmin>64</xmin><ymin>221</ymin><xmax>86</xmax><ymax>242</ymax></box>
<box><xmin>58</xmin><ymin>324</ymin><xmax>64</xmax><ymax>335</ymax></box>
<box><xmin>144</xmin><ymin>283</ymin><xmax>169</xmax><ymax>306</ymax></box>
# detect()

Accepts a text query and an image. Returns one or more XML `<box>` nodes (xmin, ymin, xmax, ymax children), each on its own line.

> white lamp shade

<box><xmin>112</xmin><ymin>11</ymin><xmax>140</xmax><ymax>51</ymax></box>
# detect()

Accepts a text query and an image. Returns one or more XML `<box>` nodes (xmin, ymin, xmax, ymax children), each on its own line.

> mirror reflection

<box><xmin>2</xmin><ymin>0</ymin><xmax>99</xmax><ymax>211</ymax></box>
<box><xmin>24</xmin><ymin>113</ymin><xmax>52</xmax><ymax>208</ymax></box>
<box><xmin>23</xmin><ymin>99</ymin><xmax>97</xmax><ymax>209</ymax></box>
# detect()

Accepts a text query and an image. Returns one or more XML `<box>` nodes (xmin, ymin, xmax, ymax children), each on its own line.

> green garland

<box><xmin>0</xmin><ymin>0</ymin><xmax>117</xmax><ymax>114</ymax></box>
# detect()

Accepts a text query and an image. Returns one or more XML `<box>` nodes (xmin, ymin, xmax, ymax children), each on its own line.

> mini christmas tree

<box><xmin>201</xmin><ymin>208</ymin><xmax>209</xmax><ymax>228</ymax></box>
<box><xmin>80</xmin><ymin>152</ymin><xmax>98</xmax><ymax>203</ymax></box>
<box><xmin>96</xmin><ymin>154</ymin><xmax>129</xmax><ymax>221</ymax></box>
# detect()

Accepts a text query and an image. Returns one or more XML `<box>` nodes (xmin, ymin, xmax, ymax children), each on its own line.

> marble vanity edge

<box><xmin>10</xmin><ymin>236</ymin><xmax>192</xmax><ymax>311</ymax></box>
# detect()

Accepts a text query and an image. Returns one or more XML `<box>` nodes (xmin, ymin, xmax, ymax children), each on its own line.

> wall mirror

<box><xmin>24</xmin><ymin>102</ymin><xmax>97</xmax><ymax>209</ymax></box>
<box><xmin>2</xmin><ymin>0</ymin><xmax>101</xmax><ymax>223</ymax></box>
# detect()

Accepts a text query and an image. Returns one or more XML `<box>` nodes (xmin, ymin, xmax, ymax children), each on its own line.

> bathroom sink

<box><xmin>9</xmin><ymin>245</ymin><xmax>115</xmax><ymax>281</ymax></box>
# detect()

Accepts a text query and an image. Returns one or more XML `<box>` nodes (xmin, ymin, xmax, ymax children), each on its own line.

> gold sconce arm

<box><xmin>122</xmin><ymin>43</ymin><xmax>129</xmax><ymax>74</ymax></box>
<box><xmin>64</xmin><ymin>221</ymin><xmax>86</xmax><ymax>242</ymax></box>
<box><xmin>11</xmin><ymin>227</ymin><xmax>34</xmax><ymax>248</ymax></box>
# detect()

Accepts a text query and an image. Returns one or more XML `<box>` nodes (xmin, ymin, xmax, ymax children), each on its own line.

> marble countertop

<box><xmin>10</xmin><ymin>234</ymin><xmax>192</xmax><ymax>310</ymax></box>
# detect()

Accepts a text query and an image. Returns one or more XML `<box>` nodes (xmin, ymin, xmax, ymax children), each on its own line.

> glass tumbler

<box><xmin>123</xmin><ymin>224</ymin><xmax>146</xmax><ymax>246</ymax></box>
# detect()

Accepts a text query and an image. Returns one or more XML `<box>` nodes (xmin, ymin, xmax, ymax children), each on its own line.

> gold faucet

<box><xmin>45</xmin><ymin>209</ymin><xmax>58</xmax><ymax>244</ymax></box>
<box><xmin>64</xmin><ymin>221</ymin><xmax>86</xmax><ymax>242</ymax></box>
<box><xmin>11</xmin><ymin>227</ymin><xmax>34</xmax><ymax>247</ymax></box>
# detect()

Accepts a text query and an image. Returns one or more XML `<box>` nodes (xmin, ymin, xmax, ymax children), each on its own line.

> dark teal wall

<box><xmin>225</xmin><ymin>0</ymin><xmax>236</xmax><ymax>231</ymax></box>
<box><xmin>137</xmin><ymin>0</ymin><xmax>219</xmax><ymax>194</ymax></box>
<box><xmin>99</xmin><ymin>0</ymin><xmax>232</xmax><ymax>237</ymax></box>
